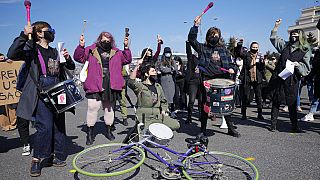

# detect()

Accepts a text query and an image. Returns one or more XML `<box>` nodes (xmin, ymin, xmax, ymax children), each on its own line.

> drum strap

<box><xmin>28</xmin><ymin>52</ymin><xmax>74</xmax><ymax>93</ymax></box>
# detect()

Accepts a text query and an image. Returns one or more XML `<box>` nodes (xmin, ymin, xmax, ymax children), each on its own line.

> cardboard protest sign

<box><xmin>0</xmin><ymin>61</ymin><xmax>24</xmax><ymax>105</ymax></box>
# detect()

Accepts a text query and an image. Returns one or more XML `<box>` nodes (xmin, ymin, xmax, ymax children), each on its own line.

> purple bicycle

<box><xmin>72</xmin><ymin>116</ymin><xmax>259</xmax><ymax>179</ymax></box>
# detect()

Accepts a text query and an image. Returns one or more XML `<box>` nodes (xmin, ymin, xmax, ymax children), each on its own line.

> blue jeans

<box><xmin>297</xmin><ymin>80</ymin><xmax>301</xmax><ymax>107</ymax></box>
<box><xmin>33</xmin><ymin>76</ymin><xmax>66</xmax><ymax>160</ymax></box>
<box><xmin>310</xmin><ymin>98</ymin><xmax>320</xmax><ymax>114</ymax></box>
<box><xmin>306</xmin><ymin>79</ymin><xmax>314</xmax><ymax>102</ymax></box>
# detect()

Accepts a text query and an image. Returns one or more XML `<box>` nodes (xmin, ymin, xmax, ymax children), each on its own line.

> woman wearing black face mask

<box><xmin>267</xmin><ymin>19</ymin><xmax>311</xmax><ymax>133</ymax></box>
<box><xmin>235</xmin><ymin>41</ymin><xmax>265</xmax><ymax>121</ymax></box>
<box><xmin>7</xmin><ymin>21</ymin><xmax>75</xmax><ymax>177</ymax></box>
<box><xmin>128</xmin><ymin>62</ymin><xmax>180</xmax><ymax>131</ymax></box>
<box><xmin>188</xmin><ymin>16</ymin><xmax>240</xmax><ymax>137</ymax></box>
<box><xmin>74</xmin><ymin>31</ymin><xmax>132</xmax><ymax>144</ymax></box>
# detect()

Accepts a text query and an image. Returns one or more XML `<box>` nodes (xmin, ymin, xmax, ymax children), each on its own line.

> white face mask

<box><xmin>165</xmin><ymin>53</ymin><xmax>171</xmax><ymax>58</ymax></box>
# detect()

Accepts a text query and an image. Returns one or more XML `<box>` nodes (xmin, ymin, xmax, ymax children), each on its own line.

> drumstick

<box><xmin>220</xmin><ymin>68</ymin><xmax>229</xmax><ymax>73</ymax></box>
<box><xmin>82</xmin><ymin>20</ymin><xmax>87</xmax><ymax>35</ymax></box>
<box><xmin>199</xmin><ymin>2</ymin><xmax>214</xmax><ymax>18</ymax></box>
<box><xmin>24</xmin><ymin>0</ymin><xmax>32</xmax><ymax>40</ymax></box>
<box><xmin>196</xmin><ymin>1</ymin><xmax>214</xmax><ymax>22</ymax></box>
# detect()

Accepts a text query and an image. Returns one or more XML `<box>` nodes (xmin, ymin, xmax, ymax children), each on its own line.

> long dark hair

<box><xmin>141</xmin><ymin>48</ymin><xmax>153</xmax><ymax>59</ymax></box>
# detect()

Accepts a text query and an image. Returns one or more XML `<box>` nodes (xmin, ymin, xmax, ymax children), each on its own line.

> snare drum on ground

<box><xmin>148</xmin><ymin>123</ymin><xmax>173</xmax><ymax>146</ymax></box>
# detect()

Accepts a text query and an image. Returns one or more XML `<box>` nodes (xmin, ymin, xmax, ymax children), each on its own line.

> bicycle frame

<box><xmin>114</xmin><ymin>136</ymin><xmax>195</xmax><ymax>170</ymax></box>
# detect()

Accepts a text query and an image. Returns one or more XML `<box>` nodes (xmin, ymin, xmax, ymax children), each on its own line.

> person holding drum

<box><xmin>235</xmin><ymin>41</ymin><xmax>265</xmax><ymax>121</ymax></box>
<box><xmin>7</xmin><ymin>21</ymin><xmax>75</xmax><ymax>177</ymax></box>
<box><xmin>128</xmin><ymin>61</ymin><xmax>180</xmax><ymax>131</ymax></box>
<box><xmin>188</xmin><ymin>16</ymin><xmax>240</xmax><ymax>137</ymax></box>
<box><xmin>267</xmin><ymin>19</ymin><xmax>311</xmax><ymax>132</ymax></box>
<box><xmin>73</xmin><ymin>32</ymin><xmax>132</xmax><ymax>144</ymax></box>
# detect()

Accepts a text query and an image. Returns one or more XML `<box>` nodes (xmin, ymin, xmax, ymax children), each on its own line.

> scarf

<box><xmin>249</xmin><ymin>53</ymin><xmax>257</xmax><ymax>82</ymax></box>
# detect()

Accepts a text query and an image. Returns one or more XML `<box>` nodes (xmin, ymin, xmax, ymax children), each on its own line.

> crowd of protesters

<box><xmin>1</xmin><ymin>15</ymin><xmax>319</xmax><ymax>177</ymax></box>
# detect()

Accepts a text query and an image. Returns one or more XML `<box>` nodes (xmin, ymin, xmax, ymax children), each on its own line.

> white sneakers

<box><xmin>300</xmin><ymin>113</ymin><xmax>315</xmax><ymax>122</ymax></box>
<box><xmin>282</xmin><ymin>106</ymin><xmax>289</xmax><ymax>112</ymax></box>
<box><xmin>297</xmin><ymin>106</ymin><xmax>303</xmax><ymax>112</ymax></box>
<box><xmin>170</xmin><ymin>112</ymin><xmax>177</xmax><ymax>118</ymax></box>
<box><xmin>22</xmin><ymin>144</ymin><xmax>31</xmax><ymax>156</ymax></box>
<box><xmin>282</xmin><ymin>106</ymin><xmax>303</xmax><ymax>112</ymax></box>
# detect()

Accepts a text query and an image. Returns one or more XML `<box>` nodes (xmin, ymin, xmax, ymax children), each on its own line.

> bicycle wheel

<box><xmin>72</xmin><ymin>143</ymin><xmax>145</xmax><ymax>177</ymax></box>
<box><xmin>182</xmin><ymin>151</ymin><xmax>259</xmax><ymax>180</ymax></box>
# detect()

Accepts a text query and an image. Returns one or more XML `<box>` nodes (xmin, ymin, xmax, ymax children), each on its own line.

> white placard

<box><xmin>278</xmin><ymin>59</ymin><xmax>295</xmax><ymax>80</ymax></box>
<box><xmin>57</xmin><ymin>42</ymin><xmax>66</xmax><ymax>63</ymax></box>
<box><xmin>79</xmin><ymin>61</ymin><xmax>89</xmax><ymax>82</ymax></box>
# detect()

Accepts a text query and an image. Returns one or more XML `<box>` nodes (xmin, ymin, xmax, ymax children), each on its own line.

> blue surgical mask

<box><xmin>165</xmin><ymin>53</ymin><xmax>171</xmax><ymax>58</ymax></box>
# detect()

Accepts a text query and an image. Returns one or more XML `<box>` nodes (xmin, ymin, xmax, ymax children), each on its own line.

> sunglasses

<box><xmin>42</xmin><ymin>28</ymin><xmax>55</xmax><ymax>34</ymax></box>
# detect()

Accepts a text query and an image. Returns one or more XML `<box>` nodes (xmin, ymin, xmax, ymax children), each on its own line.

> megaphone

<box><xmin>220</xmin><ymin>115</ymin><xmax>228</xmax><ymax>129</ymax></box>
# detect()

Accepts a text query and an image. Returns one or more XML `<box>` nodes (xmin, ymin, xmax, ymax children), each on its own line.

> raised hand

<box><xmin>124</xmin><ymin>37</ymin><xmax>129</xmax><ymax>49</ymax></box>
<box><xmin>79</xmin><ymin>34</ymin><xmax>85</xmax><ymax>47</ymax></box>
<box><xmin>194</xmin><ymin>16</ymin><xmax>202</xmax><ymax>27</ymax></box>
<box><xmin>24</xmin><ymin>25</ymin><xmax>33</xmax><ymax>36</ymax></box>
<box><xmin>157</xmin><ymin>34</ymin><xmax>163</xmax><ymax>44</ymax></box>
<box><xmin>275</xmin><ymin>19</ymin><xmax>282</xmax><ymax>28</ymax></box>
<box><xmin>62</xmin><ymin>48</ymin><xmax>70</xmax><ymax>59</ymax></box>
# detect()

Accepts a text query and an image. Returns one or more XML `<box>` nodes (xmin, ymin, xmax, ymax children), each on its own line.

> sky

<box><xmin>0</xmin><ymin>0</ymin><xmax>319</xmax><ymax>58</ymax></box>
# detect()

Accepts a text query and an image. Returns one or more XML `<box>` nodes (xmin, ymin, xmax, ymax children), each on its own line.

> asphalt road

<box><xmin>0</xmin><ymin>87</ymin><xmax>319</xmax><ymax>180</ymax></box>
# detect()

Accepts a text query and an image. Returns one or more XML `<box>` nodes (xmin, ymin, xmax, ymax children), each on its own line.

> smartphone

<box><xmin>125</xmin><ymin>27</ymin><xmax>130</xmax><ymax>37</ymax></box>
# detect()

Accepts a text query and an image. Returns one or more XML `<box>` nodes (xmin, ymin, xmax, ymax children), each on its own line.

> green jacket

<box><xmin>265</xmin><ymin>60</ymin><xmax>276</xmax><ymax>82</ymax></box>
<box><xmin>128</xmin><ymin>79</ymin><xmax>168</xmax><ymax>119</ymax></box>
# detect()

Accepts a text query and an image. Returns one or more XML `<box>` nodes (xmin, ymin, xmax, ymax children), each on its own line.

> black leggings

<box><xmin>187</xmin><ymin>81</ymin><xmax>202</xmax><ymax>117</ymax></box>
<box><xmin>174</xmin><ymin>80</ymin><xmax>187</xmax><ymax>110</ymax></box>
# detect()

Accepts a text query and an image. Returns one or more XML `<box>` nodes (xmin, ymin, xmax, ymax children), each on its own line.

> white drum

<box><xmin>148</xmin><ymin>123</ymin><xmax>173</xmax><ymax>145</ymax></box>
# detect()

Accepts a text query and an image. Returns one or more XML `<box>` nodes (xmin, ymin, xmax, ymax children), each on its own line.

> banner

<box><xmin>0</xmin><ymin>61</ymin><xmax>24</xmax><ymax>105</ymax></box>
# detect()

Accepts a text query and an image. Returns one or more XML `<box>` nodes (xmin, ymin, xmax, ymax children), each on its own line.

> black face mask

<box><xmin>149</xmin><ymin>75</ymin><xmax>157</xmax><ymax>83</ymax></box>
<box><xmin>250</xmin><ymin>49</ymin><xmax>258</xmax><ymax>54</ymax></box>
<box><xmin>290</xmin><ymin>36</ymin><xmax>299</xmax><ymax>44</ymax></box>
<box><xmin>44</xmin><ymin>31</ymin><xmax>55</xmax><ymax>42</ymax></box>
<box><xmin>100</xmin><ymin>41</ymin><xmax>112</xmax><ymax>51</ymax></box>
<box><xmin>208</xmin><ymin>36</ymin><xmax>219</xmax><ymax>47</ymax></box>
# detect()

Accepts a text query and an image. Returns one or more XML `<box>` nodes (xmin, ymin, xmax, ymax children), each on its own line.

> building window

<box><xmin>315</xmin><ymin>10</ymin><xmax>320</xmax><ymax>16</ymax></box>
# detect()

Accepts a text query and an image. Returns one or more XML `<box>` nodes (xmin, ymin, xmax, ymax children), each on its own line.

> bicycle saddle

<box><xmin>185</xmin><ymin>136</ymin><xmax>208</xmax><ymax>146</ymax></box>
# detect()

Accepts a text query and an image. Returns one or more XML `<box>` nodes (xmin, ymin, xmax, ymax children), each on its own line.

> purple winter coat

<box><xmin>74</xmin><ymin>43</ymin><xmax>132</xmax><ymax>93</ymax></box>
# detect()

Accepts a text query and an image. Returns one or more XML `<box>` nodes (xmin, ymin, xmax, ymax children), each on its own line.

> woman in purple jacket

<box><xmin>74</xmin><ymin>32</ymin><xmax>132</xmax><ymax>144</ymax></box>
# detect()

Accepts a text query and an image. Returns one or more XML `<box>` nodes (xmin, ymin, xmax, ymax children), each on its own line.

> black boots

<box><xmin>267</xmin><ymin>119</ymin><xmax>277</xmax><ymax>132</ymax></box>
<box><xmin>86</xmin><ymin>126</ymin><xmax>94</xmax><ymax>145</ymax></box>
<box><xmin>106</xmin><ymin>125</ymin><xmax>115</xmax><ymax>141</ymax></box>
<box><xmin>226</xmin><ymin>118</ymin><xmax>240</xmax><ymax>137</ymax></box>
<box><xmin>257</xmin><ymin>108</ymin><xmax>264</xmax><ymax>120</ymax></box>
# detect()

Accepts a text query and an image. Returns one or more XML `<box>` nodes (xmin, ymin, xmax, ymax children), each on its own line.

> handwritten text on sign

<box><xmin>0</xmin><ymin>61</ymin><xmax>24</xmax><ymax>105</ymax></box>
